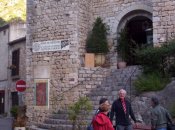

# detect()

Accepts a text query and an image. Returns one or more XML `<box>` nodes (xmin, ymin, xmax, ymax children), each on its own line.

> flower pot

<box><xmin>95</xmin><ymin>53</ymin><xmax>105</xmax><ymax>66</ymax></box>
<box><xmin>117</xmin><ymin>61</ymin><xmax>126</xmax><ymax>69</ymax></box>
<box><xmin>14</xmin><ymin>127</ymin><xmax>26</xmax><ymax>130</ymax></box>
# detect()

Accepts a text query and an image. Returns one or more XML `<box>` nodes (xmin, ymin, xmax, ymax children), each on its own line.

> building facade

<box><xmin>0</xmin><ymin>22</ymin><xmax>26</xmax><ymax>116</ymax></box>
<box><xmin>26</xmin><ymin>0</ymin><xmax>175</xmax><ymax>126</ymax></box>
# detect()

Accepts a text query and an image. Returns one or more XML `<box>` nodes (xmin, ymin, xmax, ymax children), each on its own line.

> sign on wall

<box><xmin>34</xmin><ymin>79</ymin><xmax>49</xmax><ymax>106</ymax></box>
<box><xmin>16</xmin><ymin>80</ymin><xmax>26</xmax><ymax>92</ymax></box>
<box><xmin>32</xmin><ymin>40</ymin><xmax>69</xmax><ymax>52</ymax></box>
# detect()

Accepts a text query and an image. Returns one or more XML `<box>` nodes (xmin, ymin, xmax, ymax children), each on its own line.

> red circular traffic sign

<box><xmin>16</xmin><ymin>80</ymin><xmax>26</xmax><ymax>92</ymax></box>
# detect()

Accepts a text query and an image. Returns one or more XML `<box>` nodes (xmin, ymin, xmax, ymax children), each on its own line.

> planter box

<box><xmin>95</xmin><ymin>53</ymin><xmax>105</xmax><ymax>66</ymax></box>
<box><xmin>85</xmin><ymin>53</ymin><xmax>95</xmax><ymax>67</ymax></box>
<box><xmin>14</xmin><ymin>127</ymin><xmax>26</xmax><ymax>130</ymax></box>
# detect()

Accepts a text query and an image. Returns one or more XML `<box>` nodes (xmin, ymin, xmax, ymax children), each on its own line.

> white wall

<box><xmin>0</xmin><ymin>28</ymin><xmax>9</xmax><ymax>81</ymax></box>
<box><xmin>9</xmin><ymin>23</ymin><xmax>26</xmax><ymax>42</ymax></box>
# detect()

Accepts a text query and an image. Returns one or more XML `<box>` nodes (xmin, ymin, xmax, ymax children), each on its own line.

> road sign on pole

<box><xmin>16</xmin><ymin>80</ymin><xmax>26</xmax><ymax>92</ymax></box>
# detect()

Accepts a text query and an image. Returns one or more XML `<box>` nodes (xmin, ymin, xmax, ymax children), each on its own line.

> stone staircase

<box><xmin>30</xmin><ymin>66</ymin><xmax>141</xmax><ymax>130</ymax></box>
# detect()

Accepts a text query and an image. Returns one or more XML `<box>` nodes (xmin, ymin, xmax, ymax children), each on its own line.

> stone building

<box><xmin>0</xmin><ymin>22</ymin><xmax>26</xmax><ymax>116</ymax></box>
<box><xmin>26</xmin><ymin>0</ymin><xmax>175</xmax><ymax>129</ymax></box>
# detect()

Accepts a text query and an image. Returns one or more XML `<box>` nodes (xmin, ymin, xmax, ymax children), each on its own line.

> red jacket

<box><xmin>92</xmin><ymin>112</ymin><xmax>114</xmax><ymax>130</ymax></box>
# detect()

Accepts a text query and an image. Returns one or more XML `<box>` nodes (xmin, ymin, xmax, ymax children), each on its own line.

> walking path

<box><xmin>0</xmin><ymin>117</ymin><xmax>13</xmax><ymax>130</ymax></box>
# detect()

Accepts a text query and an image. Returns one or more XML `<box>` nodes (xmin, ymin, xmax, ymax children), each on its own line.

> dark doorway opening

<box><xmin>0</xmin><ymin>90</ymin><xmax>5</xmax><ymax>114</ymax></box>
<box><xmin>11</xmin><ymin>92</ymin><xmax>19</xmax><ymax>107</ymax></box>
<box><xmin>125</xmin><ymin>16</ymin><xmax>153</xmax><ymax>65</ymax></box>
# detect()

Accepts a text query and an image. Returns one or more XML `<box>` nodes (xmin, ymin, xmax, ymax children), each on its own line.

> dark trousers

<box><xmin>116</xmin><ymin>125</ymin><xmax>133</xmax><ymax>130</ymax></box>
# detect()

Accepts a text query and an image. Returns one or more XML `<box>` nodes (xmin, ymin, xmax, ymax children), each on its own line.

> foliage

<box><xmin>10</xmin><ymin>106</ymin><xmax>18</xmax><ymax>119</ymax></box>
<box><xmin>12</xmin><ymin>105</ymin><xmax>28</xmax><ymax>127</ymax></box>
<box><xmin>86</xmin><ymin>17</ymin><xmax>109</xmax><ymax>53</ymax></box>
<box><xmin>0</xmin><ymin>18</ymin><xmax>6</xmax><ymax>26</ymax></box>
<box><xmin>68</xmin><ymin>97</ymin><xmax>92</xmax><ymax>130</ymax></box>
<box><xmin>168</xmin><ymin>63</ymin><xmax>175</xmax><ymax>77</ymax></box>
<box><xmin>0</xmin><ymin>0</ymin><xmax>26</xmax><ymax>26</ymax></box>
<box><xmin>116</xmin><ymin>29</ymin><xmax>139</xmax><ymax>64</ymax></box>
<box><xmin>133</xmin><ymin>72</ymin><xmax>170</xmax><ymax>93</ymax></box>
<box><xmin>135</xmin><ymin>39</ymin><xmax>175</xmax><ymax>75</ymax></box>
<box><xmin>117</xmin><ymin>29</ymin><xmax>130</xmax><ymax>61</ymax></box>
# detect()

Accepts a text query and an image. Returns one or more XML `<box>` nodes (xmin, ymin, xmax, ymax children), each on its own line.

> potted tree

<box><xmin>116</xmin><ymin>29</ymin><xmax>130</xmax><ymax>68</ymax></box>
<box><xmin>11</xmin><ymin>105</ymin><xmax>28</xmax><ymax>130</ymax></box>
<box><xmin>85</xmin><ymin>17</ymin><xmax>109</xmax><ymax>67</ymax></box>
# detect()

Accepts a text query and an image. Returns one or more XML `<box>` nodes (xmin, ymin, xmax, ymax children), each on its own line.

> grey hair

<box><xmin>118</xmin><ymin>89</ymin><xmax>127</xmax><ymax>95</ymax></box>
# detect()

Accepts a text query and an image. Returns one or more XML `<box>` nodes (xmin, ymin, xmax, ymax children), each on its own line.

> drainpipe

<box><xmin>7</xmin><ymin>24</ymin><xmax>11</xmax><ymax>117</ymax></box>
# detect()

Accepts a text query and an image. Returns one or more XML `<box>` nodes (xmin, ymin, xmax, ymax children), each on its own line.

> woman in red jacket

<box><xmin>92</xmin><ymin>98</ymin><xmax>114</xmax><ymax>130</ymax></box>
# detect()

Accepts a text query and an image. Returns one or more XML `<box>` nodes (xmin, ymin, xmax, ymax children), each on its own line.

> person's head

<box><xmin>99</xmin><ymin>98</ymin><xmax>110</xmax><ymax>112</ymax></box>
<box><xmin>99</xmin><ymin>98</ymin><xmax>108</xmax><ymax>105</ymax></box>
<box><xmin>151</xmin><ymin>97</ymin><xmax>159</xmax><ymax>107</ymax></box>
<box><xmin>118</xmin><ymin>89</ymin><xmax>127</xmax><ymax>100</ymax></box>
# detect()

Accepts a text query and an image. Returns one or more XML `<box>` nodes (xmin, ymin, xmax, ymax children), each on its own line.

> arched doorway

<box><xmin>125</xmin><ymin>16</ymin><xmax>153</xmax><ymax>65</ymax></box>
<box><xmin>117</xmin><ymin>10</ymin><xmax>153</xmax><ymax>65</ymax></box>
<box><xmin>126</xmin><ymin>16</ymin><xmax>153</xmax><ymax>46</ymax></box>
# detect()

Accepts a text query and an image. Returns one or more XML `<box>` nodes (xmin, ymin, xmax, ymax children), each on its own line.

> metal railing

<box><xmin>124</xmin><ymin>66</ymin><xmax>138</xmax><ymax>102</ymax></box>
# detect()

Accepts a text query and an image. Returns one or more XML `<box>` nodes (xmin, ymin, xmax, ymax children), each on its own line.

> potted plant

<box><xmin>116</xmin><ymin>29</ymin><xmax>130</xmax><ymax>68</ymax></box>
<box><xmin>85</xmin><ymin>17</ymin><xmax>109</xmax><ymax>67</ymax></box>
<box><xmin>68</xmin><ymin>97</ymin><xmax>92</xmax><ymax>130</ymax></box>
<box><xmin>12</xmin><ymin>105</ymin><xmax>28</xmax><ymax>130</ymax></box>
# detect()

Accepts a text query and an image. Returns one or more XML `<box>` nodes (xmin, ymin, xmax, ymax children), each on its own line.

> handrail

<box><xmin>50</xmin><ymin>51</ymin><xmax>114</xmax><ymax>103</ymax></box>
<box><xmin>124</xmin><ymin>66</ymin><xmax>138</xmax><ymax>102</ymax></box>
<box><xmin>49</xmin><ymin>66</ymin><xmax>103</xmax><ymax>102</ymax></box>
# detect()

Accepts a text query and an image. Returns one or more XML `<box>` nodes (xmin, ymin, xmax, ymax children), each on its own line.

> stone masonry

<box><xmin>26</xmin><ymin>0</ymin><xmax>175</xmax><ymax>128</ymax></box>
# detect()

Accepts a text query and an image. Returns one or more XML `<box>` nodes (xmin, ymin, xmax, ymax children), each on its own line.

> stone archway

<box><xmin>115</xmin><ymin>5</ymin><xmax>153</xmax><ymax>65</ymax></box>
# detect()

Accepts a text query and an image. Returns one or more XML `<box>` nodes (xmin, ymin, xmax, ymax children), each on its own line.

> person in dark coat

<box><xmin>151</xmin><ymin>97</ymin><xmax>173</xmax><ymax>130</ymax></box>
<box><xmin>110</xmin><ymin>89</ymin><xmax>137</xmax><ymax>130</ymax></box>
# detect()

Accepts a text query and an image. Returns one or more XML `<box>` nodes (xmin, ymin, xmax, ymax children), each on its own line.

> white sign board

<box><xmin>32</xmin><ymin>40</ymin><xmax>69</xmax><ymax>52</ymax></box>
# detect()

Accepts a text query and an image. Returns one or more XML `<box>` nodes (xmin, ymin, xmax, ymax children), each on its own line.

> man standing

<box><xmin>110</xmin><ymin>89</ymin><xmax>137</xmax><ymax>130</ymax></box>
<box><xmin>151</xmin><ymin>97</ymin><xmax>173</xmax><ymax>130</ymax></box>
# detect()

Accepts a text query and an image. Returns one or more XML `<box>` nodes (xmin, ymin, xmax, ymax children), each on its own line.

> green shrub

<box><xmin>68</xmin><ymin>97</ymin><xmax>92</xmax><ymax>130</ymax></box>
<box><xmin>10</xmin><ymin>106</ymin><xmax>18</xmax><ymax>119</ymax></box>
<box><xmin>135</xmin><ymin>39</ymin><xmax>175</xmax><ymax>75</ymax></box>
<box><xmin>168</xmin><ymin>62</ymin><xmax>175</xmax><ymax>77</ymax></box>
<box><xmin>117</xmin><ymin>29</ymin><xmax>130</xmax><ymax>61</ymax></box>
<box><xmin>86</xmin><ymin>17</ymin><xmax>109</xmax><ymax>53</ymax></box>
<box><xmin>134</xmin><ymin>72</ymin><xmax>170</xmax><ymax>93</ymax></box>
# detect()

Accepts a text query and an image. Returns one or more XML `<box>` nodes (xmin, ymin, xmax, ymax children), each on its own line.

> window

<box><xmin>34</xmin><ymin>79</ymin><xmax>49</xmax><ymax>106</ymax></box>
<box><xmin>11</xmin><ymin>49</ymin><xmax>20</xmax><ymax>76</ymax></box>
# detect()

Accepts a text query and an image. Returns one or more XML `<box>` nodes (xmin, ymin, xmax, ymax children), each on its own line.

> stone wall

<box><xmin>91</xmin><ymin>0</ymin><xmax>152</xmax><ymax>47</ymax></box>
<box><xmin>153</xmin><ymin>0</ymin><xmax>175</xmax><ymax>44</ymax></box>
<box><xmin>26</xmin><ymin>0</ymin><xmax>175</xmax><ymax>127</ymax></box>
<box><xmin>26</xmin><ymin>0</ymin><xmax>92</xmax><ymax>124</ymax></box>
<box><xmin>77</xmin><ymin>0</ymin><xmax>92</xmax><ymax>65</ymax></box>
<box><xmin>90</xmin><ymin>0</ymin><xmax>152</xmax><ymax>66</ymax></box>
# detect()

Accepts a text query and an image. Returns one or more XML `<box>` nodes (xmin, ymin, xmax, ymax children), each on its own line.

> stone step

<box><xmin>33</xmin><ymin>66</ymin><xmax>140</xmax><ymax>130</ymax></box>
<box><xmin>30</xmin><ymin>127</ymin><xmax>48</xmax><ymax>130</ymax></box>
<box><xmin>37</xmin><ymin>123</ymin><xmax>87</xmax><ymax>130</ymax></box>
<box><xmin>44</xmin><ymin>118</ymin><xmax>71</xmax><ymax>124</ymax></box>
<box><xmin>48</xmin><ymin>114</ymin><xmax>69</xmax><ymax>119</ymax></box>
